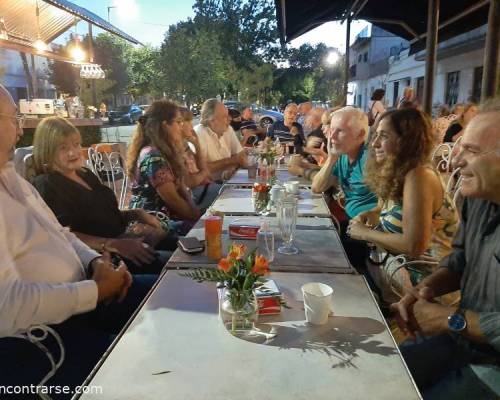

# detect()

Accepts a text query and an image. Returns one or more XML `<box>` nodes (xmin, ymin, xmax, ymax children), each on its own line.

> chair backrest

<box><xmin>87</xmin><ymin>148</ymin><xmax>129</xmax><ymax>209</ymax></box>
<box><xmin>107</xmin><ymin>151</ymin><xmax>129</xmax><ymax>209</ymax></box>
<box><xmin>431</xmin><ymin>142</ymin><xmax>453</xmax><ymax>172</ymax></box>
<box><xmin>23</xmin><ymin>153</ymin><xmax>36</xmax><ymax>183</ymax></box>
<box><xmin>13</xmin><ymin>146</ymin><xmax>33</xmax><ymax>177</ymax></box>
<box><xmin>445</xmin><ymin>167</ymin><xmax>463</xmax><ymax>210</ymax></box>
<box><xmin>11</xmin><ymin>325</ymin><xmax>65</xmax><ymax>389</ymax></box>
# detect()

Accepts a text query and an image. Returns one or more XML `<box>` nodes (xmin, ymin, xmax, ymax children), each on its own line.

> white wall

<box><xmin>351</xmin><ymin>74</ymin><xmax>387</xmax><ymax>110</ymax></box>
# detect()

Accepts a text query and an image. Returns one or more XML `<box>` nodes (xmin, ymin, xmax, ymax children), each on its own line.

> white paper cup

<box><xmin>302</xmin><ymin>282</ymin><xmax>333</xmax><ymax>325</ymax></box>
<box><xmin>285</xmin><ymin>180</ymin><xmax>300</xmax><ymax>195</ymax></box>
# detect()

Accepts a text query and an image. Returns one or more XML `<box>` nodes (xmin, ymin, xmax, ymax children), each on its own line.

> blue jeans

<box><xmin>0</xmin><ymin>275</ymin><xmax>156</xmax><ymax>399</ymax></box>
<box><xmin>400</xmin><ymin>335</ymin><xmax>499</xmax><ymax>399</ymax></box>
<box><xmin>124</xmin><ymin>250</ymin><xmax>171</xmax><ymax>275</ymax></box>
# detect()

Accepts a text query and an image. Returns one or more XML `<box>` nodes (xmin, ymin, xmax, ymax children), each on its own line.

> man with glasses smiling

<box><xmin>391</xmin><ymin>100</ymin><xmax>500</xmax><ymax>399</ymax></box>
<box><xmin>0</xmin><ymin>84</ymin><xmax>155</xmax><ymax>395</ymax></box>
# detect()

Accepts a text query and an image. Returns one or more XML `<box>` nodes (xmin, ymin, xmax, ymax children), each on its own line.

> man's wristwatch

<box><xmin>448</xmin><ymin>308</ymin><xmax>467</xmax><ymax>333</ymax></box>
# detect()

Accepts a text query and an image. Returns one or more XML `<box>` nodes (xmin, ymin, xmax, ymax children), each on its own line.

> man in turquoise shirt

<box><xmin>311</xmin><ymin>107</ymin><xmax>377</xmax><ymax>271</ymax></box>
<box><xmin>331</xmin><ymin>142</ymin><xmax>376</xmax><ymax>218</ymax></box>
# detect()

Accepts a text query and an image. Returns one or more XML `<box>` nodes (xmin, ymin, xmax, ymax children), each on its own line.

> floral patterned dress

<box><xmin>129</xmin><ymin>146</ymin><xmax>177</xmax><ymax>217</ymax></box>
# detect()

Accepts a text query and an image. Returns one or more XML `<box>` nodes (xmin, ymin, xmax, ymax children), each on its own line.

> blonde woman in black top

<box><xmin>32</xmin><ymin>117</ymin><xmax>173</xmax><ymax>274</ymax></box>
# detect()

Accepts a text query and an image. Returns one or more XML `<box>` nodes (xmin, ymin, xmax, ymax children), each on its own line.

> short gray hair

<box><xmin>331</xmin><ymin>106</ymin><xmax>369</xmax><ymax>139</ymax></box>
<box><xmin>200</xmin><ymin>98</ymin><xmax>221</xmax><ymax>126</ymax></box>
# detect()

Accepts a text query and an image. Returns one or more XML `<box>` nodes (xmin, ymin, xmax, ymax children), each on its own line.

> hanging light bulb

<box><xmin>70</xmin><ymin>44</ymin><xmax>86</xmax><ymax>62</ymax></box>
<box><xmin>33</xmin><ymin>39</ymin><xmax>48</xmax><ymax>52</ymax></box>
<box><xmin>0</xmin><ymin>17</ymin><xmax>8</xmax><ymax>40</ymax></box>
<box><xmin>32</xmin><ymin>1</ymin><xmax>48</xmax><ymax>52</ymax></box>
<box><xmin>68</xmin><ymin>32</ymin><xmax>86</xmax><ymax>62</ymax></box>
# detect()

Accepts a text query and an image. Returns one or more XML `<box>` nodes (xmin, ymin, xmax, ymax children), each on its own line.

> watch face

<box><xmin>448</xmin><ymin>313</ymin><xmax>466</xmax><ymax>332</ymax></box>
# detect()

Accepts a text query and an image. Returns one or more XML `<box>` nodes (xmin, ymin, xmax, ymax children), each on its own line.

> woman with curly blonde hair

<box><xmin>347</xmin><ymin>108</ymin><xmax>459</xmax><ymax>302</ymax></box>
<box><xmin>127</xmin><ymin>100</ymin><xmax>201</xmax><ymax>235</ymax></box>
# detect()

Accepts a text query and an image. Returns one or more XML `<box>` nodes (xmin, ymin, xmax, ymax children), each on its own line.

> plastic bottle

<box><xmin>257</xmin><ymin>219</ymin><xmax>274</xmax><ymax>262</ymax></box>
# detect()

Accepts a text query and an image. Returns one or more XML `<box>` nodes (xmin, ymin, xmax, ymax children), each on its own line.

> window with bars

<box><xmin>445</xmin><ymin>71</ymin><xmax>460</xmax><ymax>106</ymax></box>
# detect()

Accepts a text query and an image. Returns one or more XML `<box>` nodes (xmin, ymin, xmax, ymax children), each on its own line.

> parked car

<box><xmin>223</xmin><ymin>100</ymin><xmax>242</xmax><ymax>111</ymax></box>
<box><xmin>222</xmin><ymin>101</ymin><xmax>284</xmax><ymax>128</ymax></box>
<box><xmin>108</xmin><ymin>105</ymin><xmax>143</xmax><ymax>125</ymax></box>
<box><xmin>252</xmin><ymin>107</ymin><xmax>284</xmax><ymax>128</ymax></box>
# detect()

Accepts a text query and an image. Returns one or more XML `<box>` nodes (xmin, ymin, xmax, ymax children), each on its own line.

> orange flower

<box><xmin>253</xmin><ymin>183</ymin><xmax>270</xmax><ymax>193</ymax></box>
<box><xmin>228</xmin><ymin>244</ymin><xmax>246</xmax><ymax>260</ymax></box>
<box><xmin>218</xmin><ymin>257</ymin><xmax>231</xmax><ymax>272</ymax></box>
<box><xmin>252</xmin><ymin>254</ymin><xmax>270</xmax><ymax>276</ymax></box>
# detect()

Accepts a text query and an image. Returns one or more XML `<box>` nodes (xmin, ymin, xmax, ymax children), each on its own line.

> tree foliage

<box><xmin>46</xmin><ymin>0</ymin><xmax>346</xmax><ymax>109</ymax></box>
<box><xmin>93</xmin><ymin>33</ymin><xmax>131</xmax><ymax>101</ymax></box>
<box><xmin>126</xmin><ymin>45</ymin><xmax>163</xmax><ymax>98</ymax></box>
<box><xmin>159</xmin><ymin>21</ymin><xmax>231</xmax><ymax>105</ymax></box>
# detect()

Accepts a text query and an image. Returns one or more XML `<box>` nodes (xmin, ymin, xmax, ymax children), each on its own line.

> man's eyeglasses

<box><xmin>0</xmin><ymin>113</ymin><xmax>25</xmax><ymax>129</ymax></box>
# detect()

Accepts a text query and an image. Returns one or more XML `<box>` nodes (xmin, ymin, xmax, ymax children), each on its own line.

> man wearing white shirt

<box><xmin>0</xmin><ymin>85</ymin><xmax>155</xmax><ymax>394</ymax></box>
<box><xmin>194</xmin><ymin>99</ymin><xmax>247</xmax><ymax>181</ymax></box>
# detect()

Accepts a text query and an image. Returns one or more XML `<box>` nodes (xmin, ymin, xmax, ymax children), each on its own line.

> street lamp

<box><xmin>107</xmin><ymin>6</ymin><xmax>116</xmax><ymax>22</ymax></box>
<box><xmin>326</xmin><ymin>51</ymin><xmax>339</xmax><ymax>66</ymax></box>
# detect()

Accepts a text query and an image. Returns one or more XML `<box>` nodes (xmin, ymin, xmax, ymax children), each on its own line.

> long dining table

<box><xmin>77</xmin><ymin>272</ymin><xmax>421</xmax><ymax>400</ymax></box>
<box><xmin>226</xmin><ymin>168</ymin><xmax>311</xmax><ymax>187</ymax></box>
<box><xmin>210</xmin><ymin>187</ymin><xmax>330</xmax><ymax>217</ymax></box>
<box><xmin>74</xmin><ymin>167</ymin><xmax>420</xmax><ymax>400</ymax></box>
<box><xmin>167</xmin><ymin>215</ymin><xmax>353</xmax><ymax>273</ymax></box>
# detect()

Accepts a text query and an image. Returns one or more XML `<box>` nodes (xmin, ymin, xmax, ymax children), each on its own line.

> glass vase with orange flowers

<box><xmin>181</xmin><ymin>244</ymin><xmax>270</xmax><ymax>336</ymax></box>
<box><xmin>252</xmin><ymin>182</ymin><xmax>271</xmax><ymax>215</ymax></box>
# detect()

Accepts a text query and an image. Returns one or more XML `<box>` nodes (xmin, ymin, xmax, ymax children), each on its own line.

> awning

<box><xmin>355</xmin><ymin>0</ymin><xmax>489</xmax><ymax>54</ymax></box>
<box><xmin>275</xmin><ymin>0</ymin><xmax>350</xmax><ymax>44</ymax></box>
<box><xmin>0</xmin><ymin>0</ymin><xmax>140</xmax><ymax>61</ymax></box>
<box><xmin>274</xmin><ymin>0</ymin><xmax>489</xmax><ymax>53</ymax></box>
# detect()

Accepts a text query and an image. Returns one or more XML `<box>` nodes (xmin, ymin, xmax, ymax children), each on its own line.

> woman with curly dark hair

<box><xmin>127</xmin><ymin>100</ymin><xmax>201</xmax><ymax>235</ymax></box>
<box><xmin>347</xmin><ymin>108</ymin><xmax>459</xmax><ymax>302</ymax></box>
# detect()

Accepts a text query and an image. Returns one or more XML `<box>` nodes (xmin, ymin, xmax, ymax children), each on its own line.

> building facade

<box><xmin>348</xmin><ymin>25</ymin><xmax>409</xmax><ymax>109</ymax></box>
<box><xmin>349</xmin><ymin>24</ymin><xmax>493</xmax><ymax>114</ymax></box>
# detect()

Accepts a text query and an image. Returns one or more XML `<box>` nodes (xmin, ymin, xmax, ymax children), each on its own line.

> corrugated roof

<box><xmin>0</xmin><ymin>0</ymin><xmax>140</xmax><ymax>47</ymax></box>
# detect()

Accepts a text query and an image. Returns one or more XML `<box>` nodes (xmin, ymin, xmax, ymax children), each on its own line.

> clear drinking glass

<box><xmin>277</xmin><ymin>197</ymin><xmax>299</xmax><ymax>255</ymax></box>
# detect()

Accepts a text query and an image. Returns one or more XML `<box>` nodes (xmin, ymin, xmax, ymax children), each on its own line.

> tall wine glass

<box><xmin>277</xmin><ymin>197</ymin><xmax>299</xmax><ymax>255</ymax></box>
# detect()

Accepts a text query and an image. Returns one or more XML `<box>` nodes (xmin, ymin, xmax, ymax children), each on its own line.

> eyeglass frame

<box><xmin>0</xmin><ymin>113</ymin><xmax>25</xmax><ymax>129</ymax></box>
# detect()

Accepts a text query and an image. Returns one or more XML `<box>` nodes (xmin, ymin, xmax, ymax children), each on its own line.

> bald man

<box><xmin>0</xmin><ymin>85</ymin><xmax>155</xmax><ymax>394</ymax></box>
<box><xmin>392</xmin><ymin>101</ymin><xmax>500</xmax><ymax>398</ymax></box>
<box><xmin>267</xmin><ymin>103</ymin><xmax>305</xmax><ymax>154</ymax></box>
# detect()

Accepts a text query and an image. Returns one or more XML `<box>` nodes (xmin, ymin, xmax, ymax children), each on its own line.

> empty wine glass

<box><xmin>277</xmin><ymin>197</ymin><xmax>299</xmax><ymax>255</ymax></box>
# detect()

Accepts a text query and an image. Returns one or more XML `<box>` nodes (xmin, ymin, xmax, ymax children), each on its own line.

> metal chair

<box><xmin>445</xmin><ymin>167</ymin><xmax>463</xmax><ymax>213</ymax></box>
<box><xmin>11</xmin><ymin>325</ymin><xmax>65</xmax><ymax>400</ymax></box>
<box><xmin>13</xmin><ymin>146</ymin><xmax>33</xmax><ymax>178</ymax></box>
<box><xmin>87</xmin><ymin>148</ymin><xmax>129</xmax><ymax>209</ymax></box>
<box><xmin>13</xmin><ymin>149</ymin><xmax>36</xmax><ymax>183</ymax></box>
